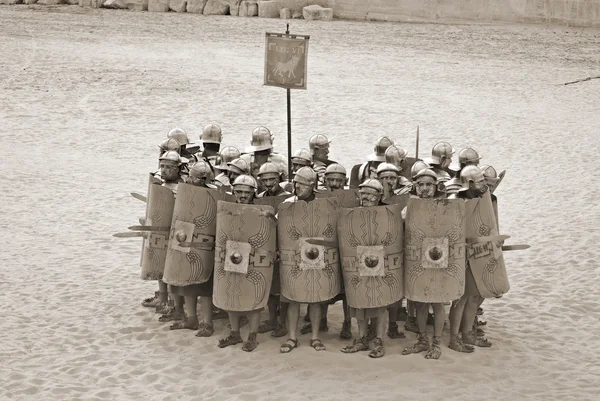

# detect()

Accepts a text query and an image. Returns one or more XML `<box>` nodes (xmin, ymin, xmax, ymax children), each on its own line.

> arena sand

<box><xmin>1</xmin><ymin>5</ymin><xmax>599</xmax><ymax>401</ymax></box>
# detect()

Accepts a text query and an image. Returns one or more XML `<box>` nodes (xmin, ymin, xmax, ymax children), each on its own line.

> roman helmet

<box><xmin>459</xmin><ymin>165</ymin><xmax>485</xmax><ymax>192</ymax></box>
<box><xmin>293</xmin><ymin>166</ymin><xmax>316</xmax><ymax>185</ymax></box>
<box><xmin>358</xmin><ymin>178</ymin><xmax>384</xmax><ymax>195</ymax></box>
<box><xmin>227</xmin><ymin>158</ymin><xmax>251</xmax><ymax>176</ymax></box>
<box><xmin>200</xmin><ymin>123</ymin><xmax>223</xmax><ymax>144</ymax></box>
<box><xmin>324</xmin><ymin>163</ymin><xmax>347</xmax><ymax>177</ymax></box>
<box><xmin>413</xmin><ymin>168</ymin><xmax>438</xmax><ymax>182</ymax></box>
<box><xmin>188</xmin><ymin>160</ymin><xmax>213</xmax><ymax>178</ymax></box>
<box><xmin>458</xmin><ymin>148</ymin><xmax>482</xmax><ymax>166</ymax></box>
<box><xmin>159</xmin><ymin>150</ymin><xmax>186</xmax><ymax>165</ymax></box>
<box><xmin>376</xmin><ymin>162</ymin><xmax>400</xmax><ymax>176</ymax></box>
<box><xmin>308</xmin><ymin>134</ymin><xmax>331</xmax><ymax>152</ymax></box>
<box><xmin>257</xmin><ymin>162</ymin><xmax>281</xmax><ymax>179</ymax></box>
<box><xmin>167</xmin><ymin>127</ymin><xmax>190</xmax><ymax>145</ymax></box>
<box><xmin>158</xmin><ymin>138</ymin><xmax>181</xmax><ymax>153</ymax></box>
<box><xmin>217</xmin><ymin>146</ymin><xmax>241</xmax><ymax>170</ymax></box>
<box><xmin>367</xmin><ymin>136</ymin><xmax>395</xmax><ymax>162</ymax></box>
<box><xmin>232</xmin><ymin>174</ymin><xmax>258</xmax><ymax>191</ymax></box>
<box><xmin>247</xmin><ymin>126</ymin><xmax>273</xmax><ymax>152</ymax></box>
<box><xmin>291</xmin><ymin>148</ymin><xmax>313</xmax><ymax>166</ymax></box>
<box><xmin>410</xmin><ymin>160</ymin><xmax>431</xmax><ymax>179</ymax></box>
<box><xmin>384</xmin><ymin>145</ymin><xmax>408</xmax><ymax>168</ymax></box>
<box><xmin>427</xmin><ymin>142</ymin><xmax>454</xmax><ymax>165</ymax></box>
<box><xmin>480</xmin><ymin>165</ymin><xmax>500</xmax><ymax>185</ymax></box>
<box><xmin>444</xmin><ymin>177</ymin><xmax>462</xmax><ymax>196</ymax></box>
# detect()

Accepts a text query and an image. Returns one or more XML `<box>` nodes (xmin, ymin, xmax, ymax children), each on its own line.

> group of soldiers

<box><xmin>117</xmin><ymin>123</ymin><xmax>517</xmax><ymax>359</ymax></box>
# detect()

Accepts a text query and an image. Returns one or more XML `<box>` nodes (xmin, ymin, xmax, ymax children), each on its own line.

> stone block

<box><xmin>239</xmin><ymin>0</ymin><xmax>257</xmax><ymax>16</ymax></box>
<box><xmin>258</xmin><ymin>0</ymin><xmax>279</xmax><ymax>18</ymax></box>
<box><xmin>302</xmin><ymin>4</ymin><xmax>333</xmax><ymax>21</ymax></box>
<box><xmin>0</xmin><ymin>0</ymin><xmax>22</xmax><ymax>4</ymax></box>
<box><xmin>127</xmin><ymin>0</ymin><xmax>148</xmax><ymax>10</ymax></box>
<box><xmin>292</xmin><ymin>10</ymin><xmax>302</xmax><ymax>18</ymax></box>
<box><xmin>65</xmin><ymin>0</ymin><xmax>79</xmax><ymax>4</ymax></box>
<box><xmin>38</xmin><ymin>0</ymin><xmax>65</xmax><ymax>4</ymax></box>
<box><xmin>186</xmin><ymin>0</ymin><xmax>206</xmax><ymax>13</ymax></box>
<box><xmin>203</xmin><ymin>0</ymin><xmax>228</xmax><ymax>14</ymax></box>
<box><xmin>25</xmin><ymin>0</ymin><xmax>38</xmax><ymax>4</ymax></box>
<box><xmin>225</xmin><ymin>0</ymin><xmax>240</xmax><ymax>15</ymax></box>
<box><xmin>280</xmin><ymin>7</ymin><xmax>291</xmax><ymax>18</ymax></box>
<box><xmin>103</xmin><ymin>0</ymin><xmax>128</xmax><ymax>8</ymax></box>
<box><xmin>148</xmin><ymin>0</ymin><xmax>169</xmax><ymax>11</ymax></box>
<box><xmin>169</xmin><ymin>0</ymin><xmax>186</xmax><ymax>12</ymax></box>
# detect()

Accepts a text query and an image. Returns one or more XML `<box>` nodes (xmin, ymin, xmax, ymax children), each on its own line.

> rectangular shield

<box><xmin>162</xmin><ymin>184</ymin><xmax>222</xmax><ymax>286</ymax></box>
<box><xmin>465</xmin><ymin>191</ymin><xmax>510</xmax><ymax>298</ymax></box>
<box><xmin>338</xmin><ymin>204</ymin><xmax>404</xmax><ymax>309</ymax></box>
<box><xmin>316</xmin><ymin>189</ymin><xmax>360</xmax><ymax>208</ymax></box>
<box><xmin>278</xmin><ymin>198</ymin><xmax>342</xmax><ymax>303</ymax></box>
<box><xmin>213</xmin><ymin>201</ymin><xmax>277</xmax><ymax>312</ymax></box>
<box><xmin>404</xmin><ymin>198</ymin><xmax>466</xmax><ymax>303</ymax></box>
<box><xmin>140</xmin><ymin>183</ymin><xmax>175</xmax><ymax>280</ymax></box>
<box><xmin>254</xmin><ymin>194</ymin><xmax>289</xmax><ymax>212</ymax></box>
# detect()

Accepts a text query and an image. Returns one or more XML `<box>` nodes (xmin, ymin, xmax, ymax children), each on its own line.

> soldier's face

<box><xmin>325</xmin><ymin>174</ymin><xmax>345</xmax><ymax>190</ymax></box>
<box><xmin>415</xmin><ymin>176</ymin><xmax>437</xmax><ymax>198</ymax></box>
<box><xmin>294</xmin><ymin>182</ymin><xmax>313</xmax><ymax>200</ymax></box>
<box><xmin>379</xmin><ymin>172</ymin><xmax>398</xmax><ymax>191</ymax></box>
<box><xmin>360</xmin><ymin>191</ymin><xmax>381</xmax><ymax>207</ymax></box>
<box><xmin>261</xmin><ymin>174</ymin><xmax>280</xmax><ymax>192</ymax></box>
<box><xmin>234</xmin><ymin>187</ymin><xmax>254</xmax><ymax>204</ymax></box>
<box><xmin>470</xmin><ymin>177</ymin><xmax>488</xmax><ymax>195</ymax></box>
<box><xmin>313</xmin><ymin>147</ymin><xmax>329</xmax><ymax>161</ymax></box>
<box><xmin>187</xmin><ymin>175</ymin><xmax>207</xmax><ymax>187</ymax></box>
<box><xmin>160</xmin><ymin>162</ymin><xmax>180</xmax><ymax>182</ymax></box>
<box><xmin>228</xmin><ymin>171</ymin><xmax>240</xmax><ymax>182</ymax></box>
<box><xmin>440</xmin><ymin>156</ymin><xmax>452</xmax><ymax>169</ymax></box>
<box><xmin>292</xmin><ymin>162</ymin><xmax>306</xmax><ymax>173</ymax></box>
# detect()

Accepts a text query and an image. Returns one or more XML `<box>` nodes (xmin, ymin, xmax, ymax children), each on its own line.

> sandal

<box><xmin>448</xmin><ymin>336</ymin><xmax>475</xmax><ymax>353</ymax></box>
<box><xmin>477</xmin><ymin>307</ymin><xmax>484</xmax><ymax>316</ymax></box>
<box><xmin>155</xmin><ymin>301</ymin><xmax>171</xmax><ymax>315</ymax></box>
<box><xmin>271</xmin><ymin>323</ymin><xmax>288</xmax><ymax>338</ymax></box>
<box><xmin>463</xmin><ymin>333</ymin><xmax>492</xmax><ymax>348</ymax></box>
<box><xmin>404</xmin><ymin>317</ymin><xmax>419</xmax><ymax>334</ymax></box>
<box><xmin>340</xmin><ymin>337</ymin><xmax>369</xmax><ymax>353</ymax></box>
<box><xmin>169</xmin><ymin>317</ymin><xmax>199</xmax><ymax>330</ymax></box>
<box><xmin>386</xmin><ymin>322</ymin><xmax>406</xmax><ymax>339</ymax></box>
<box><xmin>402</xmin><ymin>333</ymin><xmax>429</xmax><ymax>355</ymax></box>
<box><xmin>339</xmin><ymin>320</ymin><xmax>352</xmax><ymax>340</ymax></box>
<box><xmin>218</xmin><ymin>331</ymin><xmax>243</xmax><ymax>348</ymax></box>
<box><xmin>280</xmin><ymin>338</ymin><xmax>299</xmax><ymax>353</ymax></box>
<box><xmin>142</xmin><ymin>291</ymin><xmax>160</xmax><ymax>307</ymax></box>
<box><xmin>158</xmin><ymin>309</ymin><xmax>184</xmax><ymax>322</ymax></box>
<box><xmin>257</xmin><ymin>320</ymin><xmax>276</xmax><ymax>334</ymax></box>
<box><xmin>475</xmin><ymin>317</ymin><xmax>487</xmax><ymax>327</ymax></box>
<box><xmin>424</xmin><ymin>336</ymin><xmax>442</xmax><ymax>359</ymax></box>
<box><xmin>242</xmin><ymin>332</ymin><xmax>259</xmax><ymax>352</ymax></box>
<box><xmin>195</xmin><ymin>322</ymin><xmax>214</xmax><ymax>337</ymax></box>
<box><xmin>368</xmin><ymin>338</ymin><xmax>385</xmax><ymax>358</ymax></box>
<box><xmin>310</xmin><ymin>338</ymin><xmax>326</xmax><ymax>351</ymax></box>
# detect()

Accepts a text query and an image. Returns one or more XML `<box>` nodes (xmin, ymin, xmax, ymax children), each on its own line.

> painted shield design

<box><xmin>338</xmin><ymin>203</ymin><xmax>404</xmax><ymax>309</ymax></box>
<box><xmin>162</xmin><ymin>184</ymin><xmax>222</xmax><ymax>286</ymax></box>
<box><xmin>140</xmin><ymin>183</ymin><xmax>175</xmax><ymax>280</ymax></box>
<box><xmin>278</xmin><ymin>198</ymin><xmax>341</xmax><ymax>303</ymax></box>
<box><xmin>316</xmin><ymin>189</ymin><xmax>360</xmax><ymax>208</ymax></box>
<box><xmin>404</xmin><ymin>198</ymin><xmax>466</xmax><ymax>303</ymax></box>
<box><xmin>213</xmin><ymin>201</ymin><xmax>276</xmax><ymax>312</ymax></box>
<box><xmin>465</xmin><ymin>191</ymin><xmax>510</xmax><ymax>298</ymax></box>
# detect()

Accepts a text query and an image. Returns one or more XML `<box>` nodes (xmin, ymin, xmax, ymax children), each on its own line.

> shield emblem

<box><xmin>278</xmin><ymin>198</ymin><xmax>341</xmax><ymax>303</ymax></box>
<box><xmin>465</xmin><ymin>191</ymin><xmax>510</xmax><ymax>298</ymax></box>
<box><xmin>404</xmin><ymin>198</ymin><xmax>466</xmax><ymax>303</ymax></box>
<box><xmin>213</xmin><ymin>201</ymin><xmax>277</xmax><ymax>312</ymax></box>
<box><xmin>140</xmin><ymin>183</ymin><xmax>175</xmax><ymax>280</ymax></box>
<box><xmin>162</xmin><ymin>184</ymin><xmax>222</xmax><ymax>287</ymax></box>
<box><xmin>339</xmin><ymin>204</ymin><xmax>404</xmax><ymax>309</ymax></box>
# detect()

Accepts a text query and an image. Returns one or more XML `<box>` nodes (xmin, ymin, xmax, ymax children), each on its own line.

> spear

<box><xmin>415</xmin><ymin>125</ymin><xmax>420</xmax><ymax>159</ymax></box>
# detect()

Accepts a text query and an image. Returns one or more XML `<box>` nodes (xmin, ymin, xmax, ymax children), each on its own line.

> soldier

<box><xmin>255</xmin><ymin>163</ymin><xmax>291</xmax><ymax>338</ymax></box>
<box><xmin>167</xmin><ymin>127</ymin><xmax>197</xmax><ymax>160</ymax></box>
<box><xmin>217</xmin><ymin>175</ymin><xmax>267</xmax><ymax>352</ymax></box>
<box><xmin>214</xmin><ymin>146</ymin><xmax>241</xmax><ymax>187</ymax></box>
<box><xmin>480</xmin><ymin>164</ymin><xmax>503</xmax><ymax>195</ymax></box>
<box><xmin>167</xmin><ymin>161</ymin><xmax>217</xmax><ymax>336</ymax></box>
<box><xmin>241</xmin><ymin>126</ymin><xmax>288</xmax><ymax>182</ymax></box>
<box><xmin>282</xmin><ymin>148</ymin><xmax>313</xmax><ymax>192</ymax></box>
<box><xmin>158</xmin><ymin>138</ymin><xmax>181</xmax><ymax>158</ymax></box>
<box><xmin>352</xmin><ymin>136</ymin><xmax>395</xmax><ymax>185</ymax></box>
<box><xmin>191</xmin><ymin>123</ymin><xmax>223</xmax><ymax>173</ymax></box>
<box><xmin>458</xmin><ymin>148</ymin><xmax>482</xmax><ymax>169</ymax></box>
<box><xmin>402</xmin><ymin>168</ymin><xmax>450</xmax><ymax>359</ymax></box>
<box><xmin>449</xmin><ymin>165</ymin><xmax>492</xmax><ymax>352</ymax></box>
<box><xmin>340</xmin><ymin>179</ymin><xmax>396</xmax><ymax>358</ymax></box>
<box><xmin>309</xmin><ymin>134</ymin><xmax>335</xmax><ymax>184</ymax></box>
<box><xmin>377</xmin><ymin>162</ymin><xmax>412</xmax><ymax>198</ymax></box>
<box><xmin>279</xmin><ymin>167</ymin><xmax>339</xmax><ymax>353</ymax></box>
<box><xmin>226</xmin><ymin>158</ymin><xmax>251</xmax><ymax>185</ymax></box>
<box><xmin>425</xmin><ymin>142</ymin><xmax>456</xmax><ymax>182</ymax></box>
<box><xmin>323</xmin><ymin>163</ymin><xmax>347</xmax><ymax>191</ymax></box>
<box><xmin>384</xmin><ymin>146</ymin><xmax>413</xmax><ymax>193</ymax></box>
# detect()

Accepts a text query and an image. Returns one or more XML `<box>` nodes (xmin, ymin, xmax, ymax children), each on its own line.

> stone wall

<box><xmin>327</xmin><ymin>0</ymin><xmax>600</xmax><ymax>28</ymax></box>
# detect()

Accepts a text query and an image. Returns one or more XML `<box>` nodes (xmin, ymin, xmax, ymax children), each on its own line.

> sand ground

<box><xmin>1</xmin><ymin>5</ymin><xmax>599</xmax><ymax>401</ymax></box>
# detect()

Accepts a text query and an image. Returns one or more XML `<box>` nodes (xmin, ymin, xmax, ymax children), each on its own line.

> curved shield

<box><xmin>254</xmin><ymin>194</ymin><xmax>289</xmax><ymax>211</ymax></box>
<box><xmin>213</xmin><ymin>201</ymin><xmax>277</xmax><ymax>312</ymax></box>
<box><xmin>278</xmin><ymin>198</ymin><xmax>341</xmax><ymax>303</ymax></box>
<box><xmin>140</xmin><ymin>183</ymin><xmax>175</xmax><ymax>280</ymax></box>
<box><xmin>163</xmin><ymin>184</ymin><xmax>223</xmax><ymax>286</ymax></box>
<box><xmin>338</xmin><ymin>204</ymin><xmax>404</xmax><ymax>309</ymax></box>
<box><xmin>404</xmin><ymin>198</ymin><xmax>466</xmax><ymax>303</ymax></box>
<box><xmin>465</xmin><ymin>191</ymin><xmax>510</xmax><ymax>298</ymax></box>
<box><xmin>316</xmin><ymin>189</ymin><xmax>360</xmax><ymax>208</ymax></box>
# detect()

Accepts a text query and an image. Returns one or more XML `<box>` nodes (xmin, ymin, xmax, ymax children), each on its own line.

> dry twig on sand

<box><xmin>563</xmin><ymin>75</ymin><xmax>600</xmax><ymax>85</ymax></box>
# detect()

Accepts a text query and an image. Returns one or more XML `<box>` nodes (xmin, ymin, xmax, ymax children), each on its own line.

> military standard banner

<box><xmin>264</xmin><ymin>33</ymin><xmax>309</xmax><ymax>90</ymax></box>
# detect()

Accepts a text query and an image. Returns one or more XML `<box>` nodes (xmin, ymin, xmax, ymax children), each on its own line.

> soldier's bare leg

<box><xmin>271</xmin><ymin>301</ymin><xmax>289</xmax><ymax>337</ymax></box>
<box><xmin>339</xmin><ymin>298</ymin><xmax>352</xmax><ymax>339</ymax></box>
<box><xmin>195</xmin><ymin>296</ymin><xmax>214</xmax><ymax>337</ymax></box>
<box><xmin>301</xmin><ymin>303</ymin><xmax>328</xmax><ymax>334</ymax></box>
<box><xmin>404</xmin><ymin>300</ymin><xmax>418</xmax><ymax>333</ymax></box>
<box><xmin>155</xmin><ymin>280</ymin><xmax>169</xmax><ymax>313</ymax></box>
<box><xmin>341</xmin><ymin>318</ymin><xmax>368</xmax><ymax>353</ymax></box>
<box><xmin>402</xmin><ymin>302</ymin><xmax>430</xmax><ymax>355</ymax></box>
<box><xmin>309</xmin><ymin>303</ymin><xmax>325</xmax><ymax>351</ymax></box>
<box><xmin>170</xmin><ymin>296</ymin><xmax>199</xmax><ymax>330</ymax></box>
<box><xmin>258</xmin><ymin>295</ymin><xmax>278</xmax><ymax>333</ymax></box>
<box><xmin>280</xmin><ymin>302</ymin><xmax>300</xmax><ymax>353</ymax></box>
<box><xmin>242</xmin><ymin>311</ymin><xmax>260</xmax><ymax>352</ymax></box>
<box><xmin>218</xmin><ymin>311</ymin><xmax>243</xmax><ymax>348</ymax></box>
<box><xmin>387</xmin><ymin>306</ymin><xmax>405</xmax><ymax>339</ymax></box>
<box><xmin>425</xmin><ymin>303</ymin><xmax>445</xmax><ymax>359</ymax></box>
<box><xmin>369</xmin><ymin>308</ymin><xmax>387</xmax><ymax>358</ymax></box>
<box><xmin>462</xmin><ymin>296</ymin><xmax>492</xmax><ymax>347</ymax></box>
<box><xmin>449</xmin><ymin>295</ymin><xmax>474</xmax><ymax>353</ymax></box>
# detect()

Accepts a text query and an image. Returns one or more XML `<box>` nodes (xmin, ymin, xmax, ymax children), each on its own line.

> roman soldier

<box><xmin>214</xmin><ymin>146</ymin><xmax>241</xmax><ymax>187</ymax></box>
<box><xmin>226</xmin><ymin>158</ymin><xmax>251</xmax><ymax>185</ymax></box>
<box><xmin>351</xmin><ymin>136</ymin><xmax>395</xmax><ymax>186</ymax></box>
<box><xmin>241</xmin><ymin>126</ymin><xmax>288</xmax><ymax>182</ymax></box>
<box><xmin>167</xmin><ymin>127</ymin><xmax>197</xmax><ymax>160</ymax></box>
<box><xmin>309</xmin><ymin>134</ymin><xmax>336</xmax><ymax>185</ymax></box>
<box><xmin>425</xmin><ymin>142</ymin><xmax>456</xmax><ymax>183</ymax></box>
